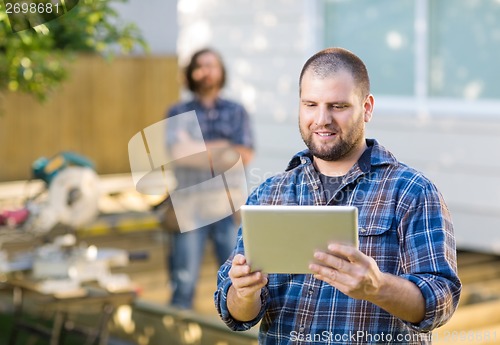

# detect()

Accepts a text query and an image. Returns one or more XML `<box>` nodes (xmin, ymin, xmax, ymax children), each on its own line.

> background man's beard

<box><xmin>194</xmin><ymin>80</ymin><xmax>222</xmax><ymax>94</ymax></box>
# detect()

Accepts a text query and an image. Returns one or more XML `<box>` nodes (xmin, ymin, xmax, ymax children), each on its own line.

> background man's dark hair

<box><xmin>299</xmin><ymin>47</ymin><xmax>370</xmax><ymax>98</ymax></box>
<box><xmin>184</xmin><ymin>48</ymin><xmax>227</xmax><ymax>93</ymax></box>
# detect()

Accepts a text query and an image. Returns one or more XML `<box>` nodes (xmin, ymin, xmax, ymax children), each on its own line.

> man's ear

<box><xmin>363</xmin><ymin>94</ymin><xmax>374</xmax><ymax>123</ymax></box>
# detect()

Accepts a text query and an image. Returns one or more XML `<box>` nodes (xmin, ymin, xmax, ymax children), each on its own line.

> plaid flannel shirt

<box><xmin>214</xmin><ymin>139</ymin><xmax>461</xmax><ymax>344</ymax></box>
<box><xmin>167</xmin><ymin>97</ymin><xmax>254</xmax><ymax>147</ymax></box>
<box><xmin>166</xmin><ymin>97</ymin><xmax>254</xmax><ymax>190</ymax></box>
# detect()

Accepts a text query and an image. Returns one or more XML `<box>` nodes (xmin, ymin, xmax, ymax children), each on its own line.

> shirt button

<box><xmin>360</xmin><ymin>228</ymin><xmax>367</xmax><ymax>233</ymax></box>
<box><xmin>299</xmin><ymin>326</ymin><xmax>305</xmax><ymax>332</ymax></box>
<box><xmin>308</xmin><ymin>288</ymin><xmax>314</xmax><ymax>295</ymax></box>
<box><xmin>301</xmin><ymin>158</ymin><xmax>306</xmax><ymax>164</ymax></box>
<box><xmin>313</xmin><ymin>184</ymin><xmax>319</xmax><ymax>190</ymax></box>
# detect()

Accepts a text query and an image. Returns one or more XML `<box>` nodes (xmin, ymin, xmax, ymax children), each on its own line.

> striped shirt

<box><xmin>214</xmin><ymin>139</ymin><xmax>461</xmax><ymax>344</ymax></box>
<box><xmin>167</xmin><ymin>97</ymin><xmax>254</xmax><ymax>147</ymax></box>
<box><xmin>166</xmin><ymin>97</ymin><xmax>254</xmax><ymax>190</ymax></box>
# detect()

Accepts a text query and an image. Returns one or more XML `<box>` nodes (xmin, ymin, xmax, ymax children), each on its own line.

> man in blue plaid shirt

<box><xmin>214</xmin><ymin>47</ymin><xmax>461</xmax><ymax>344</ymax></box>
<box><xmin>166</xmin><ymin>48</ymin><xmax>254</xmax><ymax>310</ymax></box>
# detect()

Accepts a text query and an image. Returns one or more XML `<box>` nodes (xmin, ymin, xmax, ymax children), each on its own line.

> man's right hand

<box><xmin>227</xmin><ymin>254</ymin><xmax>268</xmax><ymax>321</ymax></box>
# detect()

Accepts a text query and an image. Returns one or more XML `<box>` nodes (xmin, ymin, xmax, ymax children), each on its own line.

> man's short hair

<box><xmin>299</xmin><ymin>47</ymin><xmax>370</xmax><ymax>98</ymax></box>
<box><xmin>184</xmin><ymin>48</ymin><xmax>227</xmax><ymax>93</ymax></box>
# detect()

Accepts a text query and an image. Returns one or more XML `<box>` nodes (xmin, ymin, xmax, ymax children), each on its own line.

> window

<box><xmin>429</xmin><ymin>0</ymin><xmax>500</xmax><ymax>99</ymax></box>
<box><xmin>323</xmin><ymin>0</ymin><xmax>500</xmax><ymax>102</ymax></box>
<box><xmin>324</xmin><ymin>0</ymin><xmax>415</xmax><ymax>96</ymax></box>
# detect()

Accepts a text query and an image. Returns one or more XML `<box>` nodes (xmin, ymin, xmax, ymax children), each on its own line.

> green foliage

<box><xmin>0</xmin><ymin>0</ymin><xmax>148</xmax><ymax>101</ymax></box>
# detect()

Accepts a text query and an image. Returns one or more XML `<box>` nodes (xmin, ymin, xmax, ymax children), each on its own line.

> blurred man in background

<box><xmin>165</xmin><ymin>48</ymin><xmax>254</xmax><ymax>310</ymax></box>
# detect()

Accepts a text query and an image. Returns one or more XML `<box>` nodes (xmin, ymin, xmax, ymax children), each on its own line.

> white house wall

<box><xmin>368</xmin><ymin>113</ymin><xmax>500</xmax><ymax>254</ymax></box>
<box><xmin>113</xmin><ymin>0</ymin><xmax>178</xmax><ymax>54</ymax></box>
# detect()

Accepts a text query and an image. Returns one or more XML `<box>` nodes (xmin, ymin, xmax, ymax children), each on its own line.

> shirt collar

<box><xmin>285</xmin><ymin>139</ymin><xmax>398</xmax><ymax>173</ymax></box>
<box><xmin>190</xmin><ymin>96</ymin><xmax>224</xmax><ymax>110</ymax></box>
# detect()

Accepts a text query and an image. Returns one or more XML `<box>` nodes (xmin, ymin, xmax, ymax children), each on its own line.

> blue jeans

<box><xmin>167</xmin><ymin>215</ymin><xmax>237</xmax><ymax>309</ymax></box>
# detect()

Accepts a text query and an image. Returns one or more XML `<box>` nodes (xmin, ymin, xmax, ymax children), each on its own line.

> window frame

<box><xmin>316</xmin><ymin>0</ymin><xmax>500</xmax><ymax>120</ymax></box>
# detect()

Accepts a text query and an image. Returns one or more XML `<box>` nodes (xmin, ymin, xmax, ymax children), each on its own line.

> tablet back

<box><xmin>241</xmin><ymin>205</ymin><xmax>358</xmax><ymax>274</ymax></box>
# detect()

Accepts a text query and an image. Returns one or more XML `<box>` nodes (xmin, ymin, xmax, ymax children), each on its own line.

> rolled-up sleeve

<box><xmin>402</xmin><ymin>272</ymin><xmax>460</xmax><ymax>331</ymax></box>
<box><xmin>214</xmin><ymin>228</ymin><xmax>270</xmax><ymax>331</ymax></box>
<box><xmin>215</xmin><ymin>271</ymin><xmax>270</xmax><ymax>331</ymax></box>
<box><xmin>398</xmin><ymin>183</ymin><xmax>461</xmax><ymax>332</ymax></box>
<box><xmin>214</xmin><ymin>188</ymin><xmax>270</xmax><ymax>331</ymax></box>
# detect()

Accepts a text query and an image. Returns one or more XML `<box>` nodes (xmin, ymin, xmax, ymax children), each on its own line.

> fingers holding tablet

<box><xmin>229</xmin><ymin>254</ymin><xmax>268</xmax><ymax>299</ymax></box>
<box><xmin>309</xmin><ymin>244</ymin><xmax>384</xmax><ymax>300</ymax></box>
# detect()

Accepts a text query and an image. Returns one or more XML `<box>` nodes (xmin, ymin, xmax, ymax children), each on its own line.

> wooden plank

<box><xmin>458</xmin><ymin>262</ymin><xmax>500</xmax><ymax>284</ymax></box>
<box><xmin>457</xmin><ymin>251</ymin><xmax>500</xmax><ymax>267</ymax></box>
<box><xmin>436</xmin><ymin>299</ymin><xmax>500</xmax><ymax>333</ymax></box>
<box><xmin>461</xmin><ymin>279</ymin><xmax>500</xmax><ymax>305</ymax></box>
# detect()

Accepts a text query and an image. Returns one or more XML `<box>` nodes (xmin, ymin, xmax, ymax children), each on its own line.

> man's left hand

<box><xmin>309</xmin><ymin>243</ymin><xmax>384</xmax><ymax>301</ymax></box>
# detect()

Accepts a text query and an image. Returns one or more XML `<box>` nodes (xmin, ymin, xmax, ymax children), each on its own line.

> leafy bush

<box><xmin>0</xmin><ymin>0</ymin><xmax>148</xmax><ymax>101</ymax></box>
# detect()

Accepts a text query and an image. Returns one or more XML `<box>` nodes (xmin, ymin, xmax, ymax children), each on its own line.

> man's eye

<box><xmin>304</xmin><ymin>103</ymin><xmax>315</xmax><ymax>107</ymax></box>
<box><xmin>332</xmin><ymin>104</ymin><xmax>347</xmax><ymax>110</ymax></box>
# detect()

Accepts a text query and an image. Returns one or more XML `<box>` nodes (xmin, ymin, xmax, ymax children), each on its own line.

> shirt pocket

<box><xmin>357</xmin><ymin>218</ymin><xmax>398</xmax><ymax>259</ymax></box>
<box><xmin>358</xmin><ymin>223</ymin><xmax>392</xmax><ymax>237</ymax></box>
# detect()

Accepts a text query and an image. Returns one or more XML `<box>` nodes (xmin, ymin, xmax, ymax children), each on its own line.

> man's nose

<box><xmin>315</xmin><ymin>106</ymin><xmax>332</xmax><ymax>126</ymax></box>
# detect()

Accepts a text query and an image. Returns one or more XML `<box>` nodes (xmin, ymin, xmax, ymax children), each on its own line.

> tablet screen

<box><xmin>241</xmin><ymin>205</ymin><xmax>359</xmax><ymax>274</ymax></box>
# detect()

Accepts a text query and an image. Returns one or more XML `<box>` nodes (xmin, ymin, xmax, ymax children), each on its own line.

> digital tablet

<box><xmin>241</xmin><ymin>205</ymin><xmax>359</xmax><ymax>274</ymax></box>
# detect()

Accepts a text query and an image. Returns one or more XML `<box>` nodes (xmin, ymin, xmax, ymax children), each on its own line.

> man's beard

<box><xmin>299</xmin><ymin>121</ymin><xmax>364</xmax><ymax>161</ymax></box>
<box><xmin>194</xmin><ymin>78</ymin><xmax>222</xmax><ymax>94</ymax></box>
